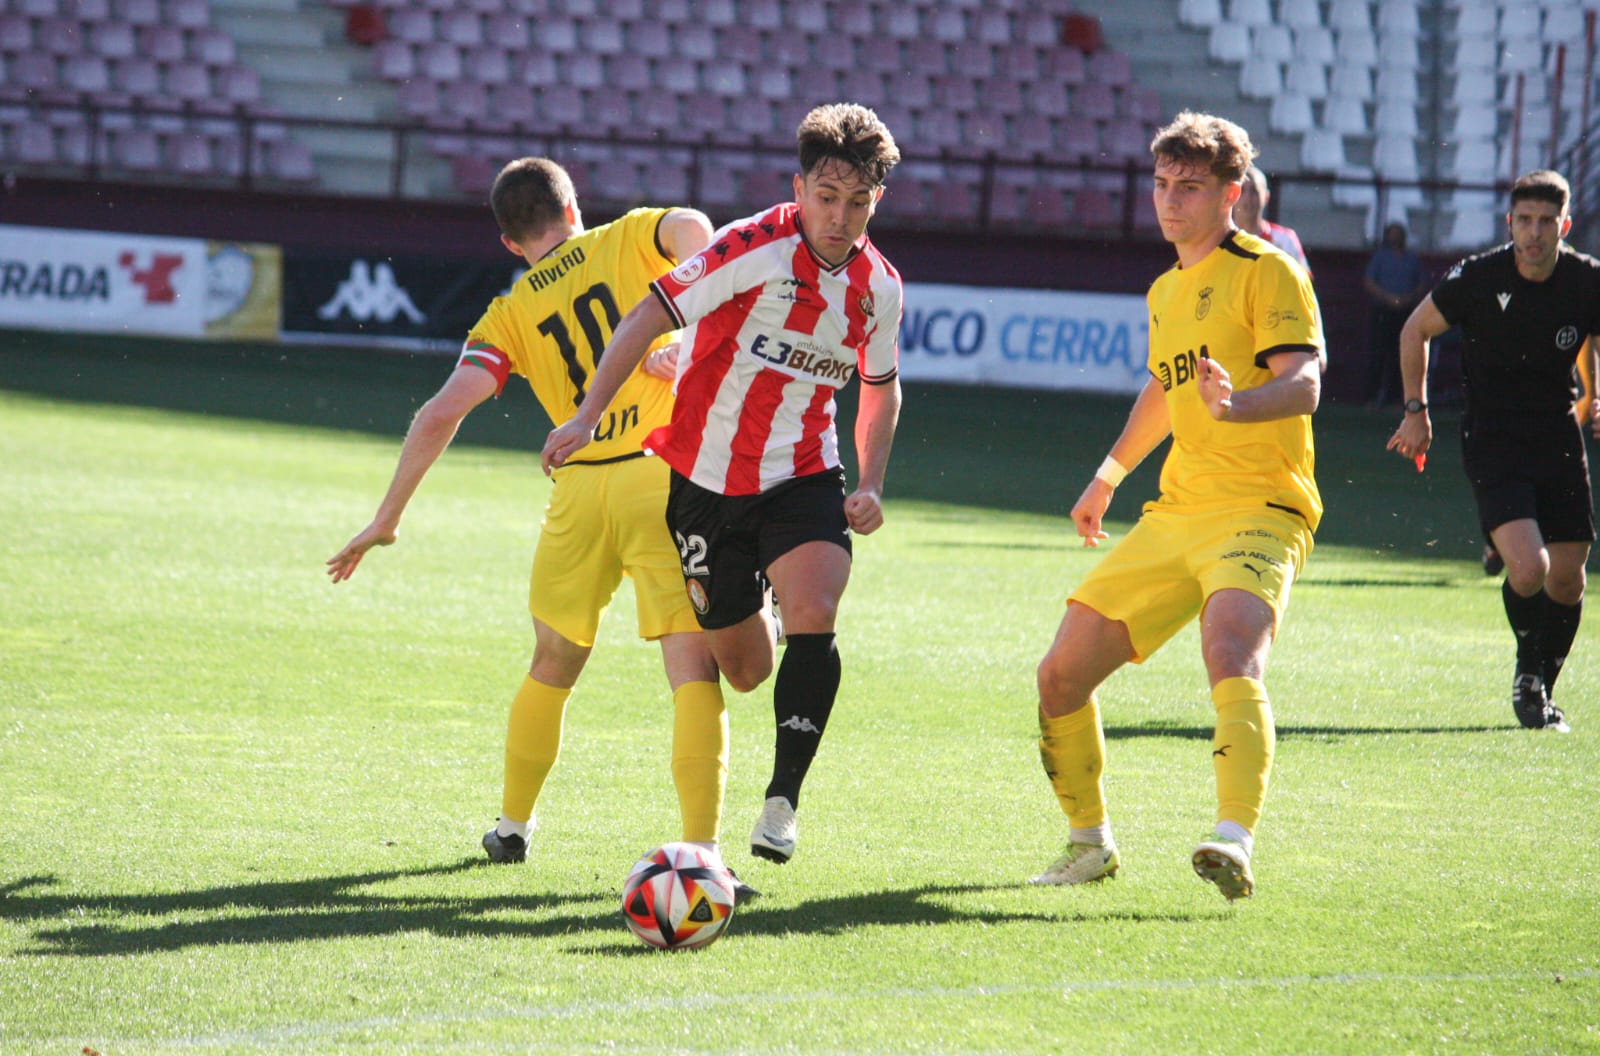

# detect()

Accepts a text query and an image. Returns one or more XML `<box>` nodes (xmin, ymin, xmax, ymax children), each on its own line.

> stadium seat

<box><xmin>12</xmin><ymin>122</ymin><xmax>59</xmax><ymax>163</ymax></box>
<box><xmin>515</xmin><ymin>50</ymin><xmax>558</xmax><ymax>86</ymax></box>
<box><xmin>1042</xmin><ymin>46</ymin><xmax>1086</xmax><ymax>85</ymax></box>
<box><xmin>192</xmin><ymin>28</ymin><xmax>235</xmax><ymax>66</ymax></box>
<box><xmin>439</xmin><ymin>10</ymin><xmax>482</xmax><ymax>47</ymax></box>
<box><xmin>64</xmin><ymin>0</ymin><xmax>111</xmax><ymax>19</ymax></box>
<box><xmin>1269</xmin><ymin>92</ymin><xmax>1314</xmax><ymax>133</ymax></box>
<box><xmin>1060</xmin><ymin>13</ymin><xmax>1103</xmax><ymax>53</ymax></box>
<box><xmin>1294</xmin><ymin>26</ymin><xmax>1336</xmax><ymax>66</ymax></box>
<box><xmin>170</xmin><ymin>130</ymin><xmax>212</xmax><ymax>175</ymax></box>
<box><xmin>217</xmin><ymin>65</ymin><xmax>260</xmax><ymax>107</ymax></box>
<box><xmin>111</xmin><ymin>124</ymin><xmax>160</xmax><ymax>168</ymax></box>
<box><xmin>464</xmin><ymin>45</ymin><xmax>511</xmax><ymax>85</ymax></box>
<box><xmin>1252</xmin><ymin>24</ymin><xmax>1294</xmax><ymax>64</ymax></box>
<box><xmin>166</xmin><ymin>62</ymin><xmax>219</xmax><ymax>107</ymax></box>
<box><xmin>1284</xmin><ymin>60</ymin><xmax>1328</xmax><ymax>98</ymax></box>
<box><xmin>882</xmin><ymin>7</ymin><xmax>921</xmax><ymax>41</ymax></box>
<box><xmin>486</xmin><ymin>12</ymin><xmax>530</xmax><ymax>50</ymax></box>
<box><xmin>387</xmin><ymin>7</ymin><xmax>432</xmax><ymax>45</ymax></box>
<box><xmin>90</xmin><ymin>19</ymin><xmax>136</xmax><ymax>58</ymax></box>
<box><xmin>1377</xmin><ymin>66</ymin><xmax>1420</xmax><ymax>100</ymax></box>
<box><xmin>0</xmin><ymin>15</ymin><xmax>32</xmax><ymax>51</ymax></box>
<box><xmin>1177</xmin><ymin>0</ymin><xmax>1221</xmax><ymax>28</ymax></box>
<box><xmin>1373</xmin><ymin>132</ymin><xmax>1419</xmax><ymax>179</ymax></box>
<box><xmin>396</xmin><ymin>77</ymin><xmax>440</xmax><ymax>119</ymax></box>
<box><xmin>487</xmin><ymin>81</ymin><xmax>535</xmax><ymax>128</ymax></box>
<box><xmin>1377</xmin><ymin>0</ymin><xmax>1422</xmax><ymax>34</ymax></box>
<box><xmin>441</xmin><ymin>79</ymin><xmax>488</xmax><ymax>124</ymax></box>
<box><xmin>115</xmin><ymin>0</ymin><xmax>159</xmax><ymax>26</ymax></box>
<box><xmin>1300</xmin><ymin>128</ymin><xmax>1346</xmax><ymax>171</ymax></box>
<box><xmin>38</xmin><ymin>18</ymin><xmax>83</xmax><ymax>56</ymax></box>
<box><xmin>417</xmin><ymin>42</ymin><xmax>463</xmax><ymax>82</ymax></box>
<box><xmin>562</xmin><ymin>51</ymin><xmax>604</xmax><ymax>89</ymax></box>
<box><xmin>168</xmin><ymin>0</ymin><xmax>207</xmax><ymax>30</ymax></box>
<box><xmin>266</xmin><ymin>138</ymin><xmax>314</xmax><ymax>181</ymax></box>
<box><xmin>1330</xmin><ymin>61</ymin><xmax>1374</xmax><ymax>100</ymax></box>
<box><xmin>535</xmin><ymin>16</ymin><xmax>577</xmax><ymax>52</ymax></box>
<box><xmin>1073</xmin><ymin>80</ymin><xmax>1116</xmax><ymax>122</ymax></box>
<box><xmin>1238</xmin><ymin>56</ymin><xmax>1283</xmax><ymax>99</ymax></box>
<box><xmin>452</xmin><ymin>152</ymin><xmax>497</xmax><ymax>195</ymax></box>
<box><xmin>1208</xmin><ymin>22</ymin><xmax>1250</xmax><ymax>64</ymax></box>
<box><xmin>1225</xmin><ymin>0</ymin><xmax>1272</xmax><ymax>28</ymax></box>
<box><xmin>537</xmin><ymin>83</ymin><xmax>583</xmax><ymax>127</ymax></box>
<box><xmin>1323</xmin><ymin>94</ymin><xmax>1370</xmax><ymax>135</ymax></box>
<box><xmin>140</xmin><ymin>23</ymin><xmax>186</xmax><ymax>63</ymax></box>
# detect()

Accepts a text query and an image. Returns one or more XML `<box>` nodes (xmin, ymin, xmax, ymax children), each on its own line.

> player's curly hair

<box><xmin>491</xmin><ymin>157</ymin><xmax>577</xmax><ymax>243</ymax></box>
<box><xmin>1149</xmin><ymin>111</ymin><xmax>1258</xmax><ymax>184</ymax></box>
<box><xmin>1510</xmin><ymin>169</ymin><xmax>1571</xmax><ymax>213</ymax></box>
<box><xmin>796</xmin><ymin>103</ymin><xmax>901</xmax><ymax>187</ymax></box>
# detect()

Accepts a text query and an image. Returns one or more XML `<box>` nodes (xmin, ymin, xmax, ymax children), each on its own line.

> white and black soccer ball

<box><xmin>621</xmin><ymin>842</ymin><xmax>737</xmax><ymax>950</ymax></box>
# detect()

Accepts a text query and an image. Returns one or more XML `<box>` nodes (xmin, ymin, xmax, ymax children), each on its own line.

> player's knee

<box><xmin>773</xmin><ymin>593</ymin><xmax>839</xmax><ymax>634</ymax></box>
<box><xmin>1036</xmin><ymin>654</ymin><xmax>1090</xmax><ymax>716</ymax></box>
<box><xmin>720</xmin><ymin>653</ymin><xmax>773</xmax><ymax>694</ymax></box>
<box><xmin>1546</xmin><ymin>565</ymin><xmax>1586</xmax><ymax>605</ymax></box>
<box><xmin>1506</xmin><ymin>560</ymin><xmax>1549</xmax><ymax>597</ymax></box>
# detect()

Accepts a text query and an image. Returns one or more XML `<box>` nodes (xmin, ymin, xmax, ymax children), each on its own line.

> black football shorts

<box><xmin>1462</xmin><ymin>415</ymin><xmax>1595</xmax><ymax>543</ymax></box>
<box><xmin>665</xmin><ymin>468</ymin><xmax>852</xmax><ymax>630</ymax></box>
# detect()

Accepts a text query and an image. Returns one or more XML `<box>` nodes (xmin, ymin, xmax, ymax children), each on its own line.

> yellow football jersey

<box><xmin>462</xmin><ymin>207</ymin><xmax>679</xmax><ymax>464</ymax></box>
<box><xmin>1145</xmin><ymin>229</ymin><xmax>1324</xmax><ymax>529</ymax></box>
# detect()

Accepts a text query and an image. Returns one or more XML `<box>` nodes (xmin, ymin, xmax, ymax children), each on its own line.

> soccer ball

<box><xmin>621</xmin><ymin>842</ymin><xmax>737</xmax><ymax>950</ymax></box>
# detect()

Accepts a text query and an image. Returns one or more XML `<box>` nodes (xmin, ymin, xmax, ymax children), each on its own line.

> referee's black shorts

<box><xmin>1461</xmin><ymin>414</ymin><xmax>1595</xmax><ymax>543</ymax></box>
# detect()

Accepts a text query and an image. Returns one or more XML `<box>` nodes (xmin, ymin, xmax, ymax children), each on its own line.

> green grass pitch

<box><xmin>1</xmin><ymin>341</ymin><xmax>1597</xmax><ymax>1053</ymax></box>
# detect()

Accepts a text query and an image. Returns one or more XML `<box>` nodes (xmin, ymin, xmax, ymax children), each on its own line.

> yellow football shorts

<box><xmin>530</xmin><ymin>455</ymin><xmax>699</xmax><ymax>647</ymax></box>
<box><xmin>1068</xmin><ymin>503</ymin><xmax>1313</xmax><ymax>662</ymax></box>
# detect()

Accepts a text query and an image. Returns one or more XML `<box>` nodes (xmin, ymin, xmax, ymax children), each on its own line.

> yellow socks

<box><xmin>500</xmin><ymin>676</ymin><xmax>570</xmax><ymax>825</ymax></box>
<box><xmin>672</xmin><ymin>680</ymin><xmax>728</xmax><ymax>844</ymax></box>
<box><xmin>1211</xmin><ymin>676</ymin><xmax>1275</xmax><ymax>833</ymax></box>
<box><xmin>1038</xmin><ymin>699</ymin><xmax>1107</xmax><ymax>829</ymax></box>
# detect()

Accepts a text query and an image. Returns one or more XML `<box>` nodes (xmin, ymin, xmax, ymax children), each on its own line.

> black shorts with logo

<box><xmin>1461</xmin><ymin>413</ymin><xmax>1595</xmax><ymax>543</ymax></box>
<box><xmin>665</xmin><ymin>468</ymin><xmax>852</xmax><ymax>630</ymax></box>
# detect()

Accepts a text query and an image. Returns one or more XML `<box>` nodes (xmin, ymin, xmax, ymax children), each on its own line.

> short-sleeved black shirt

<box><xmin>1430</xmin><ymin>242</ymin><xmax>1600</xmax><ymax>423</ymax></box>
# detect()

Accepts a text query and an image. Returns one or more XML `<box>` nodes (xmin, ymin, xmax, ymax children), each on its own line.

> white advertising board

<box><xmin>900</xmin><ymin>282</ymin><xmax>1150</xmax><ymax>394</ymax></box>
<box><xmin>1</xmin><ymin>224</ymin><xmax>210</xmax><ymax>337</ymax></box>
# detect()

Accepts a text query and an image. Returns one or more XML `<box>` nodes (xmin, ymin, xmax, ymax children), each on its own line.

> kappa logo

<box><xmin>318</xmin><ymin>261</ymin><xmax>424</xmax><ymax>324</ymax></box>
<box><xmin>118</xmin><ymin>251</ymin><xmax>185</xmax><ymax>305</ymax></box>
<box><xmin>779</xmin><ymin>715</ymin><xmax>821</xmax><ymax>734</ymax></box>
<box><xmin>1496</xmin><ymin>292</ymin><xmax>1512</xmax><ymax>312</ymax></box>
<box><xmin>1557</xmin><ymin>325</ymin><xmax>1580</xmax><ymax>350</ymax></box>
<box><xmin>1195</xmin><ymin>286</ymin><xmax>1213</xmax><ymax>320</ymax></box>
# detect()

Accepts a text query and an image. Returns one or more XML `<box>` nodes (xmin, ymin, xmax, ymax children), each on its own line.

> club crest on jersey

<box><xmin>1195</xmin><ymin>286</ymin><xmax>1213</xmax><ymax>320</ymax></box>
<box><xmin>858</xmin><ymin>292</ymin><xmax>876</xmax><ymax>317</ymax></box>
<box><xmin>1557</xmin><ymin>325</ymin><xmax>1580</xmax><ymax>350</ymax></box>
<box><xmin>686</xmin><ymin>579</ymin><xmax>709</xmax><ymax>615</ymax></box>
<box><xmin>671</xmin><ymin>257</ymin><xmax>706</xmax><ymax>285</ymax></box>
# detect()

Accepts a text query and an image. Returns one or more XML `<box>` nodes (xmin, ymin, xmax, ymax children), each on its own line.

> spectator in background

<box><xmin>1233</xmin><ymin>165</ymin><xmax>1310</xmax><ymax>274</ymax></box>
<box><xmin>1363</xmin><ymin>222</ymin><xmax>1428</xmax><ymax>407</ymax></box>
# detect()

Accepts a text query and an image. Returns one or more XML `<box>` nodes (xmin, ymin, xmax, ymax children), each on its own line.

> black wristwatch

<box><xmin>1403</xmin><ymin>398</ymin><xmax>1427</xmax><ymax>414</ymax></box>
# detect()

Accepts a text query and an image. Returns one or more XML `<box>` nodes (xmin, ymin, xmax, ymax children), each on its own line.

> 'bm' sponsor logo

<box><xmin>1156</xmin><ymin>345</ymin><xmax>1205</xmax><ymax>391</ymax></box>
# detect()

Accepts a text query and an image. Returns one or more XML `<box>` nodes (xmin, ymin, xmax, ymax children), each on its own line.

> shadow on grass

<box><xmin>3</xmin><ymin>869</ymin><xmax>1212</xmax><ymax>958</ymax></box>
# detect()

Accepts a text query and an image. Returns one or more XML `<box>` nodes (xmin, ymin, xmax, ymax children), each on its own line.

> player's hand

<box><xmin>1069</xmin><ymin>478</ymin><xmax>1114</xmax><ymax>547</ymax></box>
<box><xmin>326</xmin><ymin>522</ymin><xmax>397</xmax><ymax>583</ymax></box>
<box><xmin>1196</xmin><ymin>355</ymin><xmax>1234</xmax><ymax>420</ymax></box>
<box><xmin>541</xmin><ymin>418</ymin><xmax>594</xmax><ymax>475</ymax></box>
<box><xmin>1385</xmin><ymin>410</ymin><xmax>1432</xmax><ymax>461</ymax></box>
<box><xmin>844</xmin><ymin>487</ymin><xmax>884</xmax><ymax>535</ymax></box>
<box><xmin>641</xmin><ymin>342</ymin><xmax>680</xmax><ymax>381</ymax></box>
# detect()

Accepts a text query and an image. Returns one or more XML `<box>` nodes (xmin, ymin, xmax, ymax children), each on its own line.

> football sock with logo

<box><xmin>499</xmin><ymin>676</ymin><xmax>570</xmax><ymax>830</ymax></box>
<box><xmin>1540</xmin><ymin>594</ymin><xmax>1583</xmax><ymax>698</ymax></box>
<box><xmin>1211</xmin><ymin>676</ymin><xmax>1275</xmax><ymax>833</ymax></box>
<box><xmin>1038</xmin><ymin>698</ymin><xmax>1108</xmax><ymax>830</ymax></box>
<box><xmin>672</xmin><ymin>680</ymin><xmax>729</xmax><ymax>844</ymax></box>
<box><xmin>764</xmin><ymin>633</ymin><xmax>840</xmax><ymax>808</ymax></box>
<box><xmin>1503</xmin><ymin>578</ymin><xmax>1547</xmax><ymax>674</ymax></box>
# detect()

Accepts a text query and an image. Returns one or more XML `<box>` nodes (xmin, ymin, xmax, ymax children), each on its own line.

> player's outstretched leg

<box><xmin>485</xmin><ymin>676</ymin><xmax>570</xmax><ymax>863</ymax></box>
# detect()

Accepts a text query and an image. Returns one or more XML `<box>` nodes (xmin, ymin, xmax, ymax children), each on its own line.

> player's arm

<box><xmin>1197</xmin><ymin>347</ymin><xmax>1320</xmax><ymax>422</ymax></box>
<box><xmin>1070</xmin><ymin>376</ymin><xmax>1171</xmax><ymax>547</ymax></box>
<box><xmin>639</xmin><ymin>209</ymin><xmax>717</xmax><ymax>381</ymax></box>
<box><xmin>844</xmin><ymin>376</ymin><xmax>902</xmax><ymax>535</ymax></box>
<box><xmin>541</xmin><ymin>293</ymin><xmax>675</xmax><ymax>473</ymax></box>
<box><xmin>1385</xmin><ymin>293</ymin><xmax>1450</xmax><ymax>461</ymax></box>
<box><xmin>327</xmin><ymin>364</ymin><xmax>498</xmax><ymax>581</ymax></box>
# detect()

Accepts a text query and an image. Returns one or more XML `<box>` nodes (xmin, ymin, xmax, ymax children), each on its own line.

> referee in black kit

<box><xmin>1387</xmin><ymin>170</ymin><xmax>1600</xmax><ymax>733</ymax></box>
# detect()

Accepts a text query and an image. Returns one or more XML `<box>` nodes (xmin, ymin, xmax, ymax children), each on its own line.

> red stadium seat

<box><xmin>1060</xmin><ymin>13</ymin><xmax>1103</xmax><ymax>53</ymax></box>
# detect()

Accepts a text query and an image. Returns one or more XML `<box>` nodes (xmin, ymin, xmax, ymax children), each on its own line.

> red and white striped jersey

<box><xmin>646</xmin><ymin>202</ymin><xmax>902</xmax><ymax>496</ymax></box>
